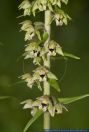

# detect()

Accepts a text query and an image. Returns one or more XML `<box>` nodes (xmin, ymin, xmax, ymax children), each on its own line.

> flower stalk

<box><xmin>44</xmin><ymin>10</ymin><xmax>51</xmax><ymax>130</ymax></box>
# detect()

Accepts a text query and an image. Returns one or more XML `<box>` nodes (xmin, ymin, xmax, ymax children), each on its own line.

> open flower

<box><xmin>49</xmin><ymin>0</ymin><xmax>68</xmax><ymax>7</ymax></box>
<box><xmin>20</xmin><ymin>21</ymin><xmax>35</xmax><ymax>41</ymax></box>
<box><xmin>20</xmin><ymin>20</ymin><xmax>33</xmax><ymax>32</ymax></box>
<box><xmin>20</xmin><ymin>73</ymin><xmax>34</xmax><ymax>88</ymax></box>
<box><xmin>32</xmin><ymin>0</ymin><xmax>47</xmax><ymax>14</ymax></box>
<box><xmin>20</xmin><ymin>67</ymin><xmax>48</xmax><ymax>89</ymax></box>
<box><xmin>48</xmin><ymin>40</ymin><xmax>64</xmax><ymax>56</ymax></box>
<box><xmin>49</xmin><ymin>0</ymin><xmax>61</xmax><ymax>7</ymax></box>
<box><xmin>36</xmin><ymin>96</ymin><xmax>51</xmax><ymax>112</ymax></box>
<box><xmin>18</xmin><ymin>0</ymin><xmax>69</xmax><ymax>17</ymax></box>
<box><xmin>38</xmin><ymin>0</ymin><xmax>47</xmax><ymax>11</ymax></box>
<box><xmin>24</xmin><ymin>42</ymin><xmax>41</xmax><ymax>59</ymax></box>
<box><xmin>18</xmin><ymin>0</ymin><xmax>31</xmax><ymax>16</ymax></box>
<box><xmin>20</xmin><ymin>20</ymin><xmax>44</xmax><ymax>41</ymax></box>
<box><xmin>21</xmin><ymin>95</ymin><xmax>68</xmax><ymax>117</ymax></box>
<box><xmin>33</xmin><ymin>66</ymin><xmax>58</xmax><ymax>82</ymax></box>
<box><xmin>41</xmin><ymin>40</ymin><xmax>64</xmax><ymax>57</ymax></box>
<box><xmin>33</xmin><ymin>67</ymin><xmax>48</xmax><ymax>82</ymax></box>
<box><xmin>32</xmin><ymin>0</ymin><xmax>68</xmax><ymax>15</ymax></box>
<box><xmin>53</xmin><ymin>9</ymin><xmax>71</xmax><ymax>26</ymax></box>
<box><xmin>23</xmin><ymin>41</ymin><xmax>42</xmax><ymax>65</ymax></box>
<box><xmin>20</xmin><ymin>67</ymin><xmax>58</xmax><ymax>90</ymax></box>
<box><xmin>55</xmin><ymin>13</ymin><xmax>64</xmax><ymax>26</ymax></box>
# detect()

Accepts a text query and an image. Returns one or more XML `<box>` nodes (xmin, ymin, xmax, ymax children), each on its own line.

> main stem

<box><xmin>44</xmin><ymin>10</ymin><xmax>51</xmax><ymax>130</ymax></box>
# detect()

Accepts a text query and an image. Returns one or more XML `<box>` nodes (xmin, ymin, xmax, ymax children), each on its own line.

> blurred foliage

<box><xmin>0</xmin><ymin>0</ymin><xmax>89</xmax><ymax>132</ymax></box>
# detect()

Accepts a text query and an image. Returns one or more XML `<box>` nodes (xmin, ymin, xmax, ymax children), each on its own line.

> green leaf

<box><xmin>64</xmin><ymin>52</ymin><xmax>80</xmax><ymax>60</ymax></box>
<box><xmin>47</xmin><ymin>72</ymin><xmax>58</xmax><ymax>80</ymax></box>
<box><xmin>23</xmin><ymin>110</ymin><xmax>43</xmax><ymax>132</ymax></box>
<box><xmin>58</xmin><ymin>94</ymin><xmax>89</xmax><ymax>104</ymax></box>
<box><xmin>42</xmin><ymin>32</ymin><xmax>49</xmax><ymax>43</ymax></box>
<box><xmin>0</xmin><ymin>96</ymin><xmax>10</xmax><ymax>99</ymax></box>
<box><xmin>49</xmin><ymin>79</ymin><xmax>60</xmax><ymax>92</ymax></box>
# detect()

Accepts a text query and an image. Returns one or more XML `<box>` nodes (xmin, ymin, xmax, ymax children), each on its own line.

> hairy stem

<box><xmin>44</xmin><ymin>10</ymin><xmax>51</xmax><ymax>130</ymax></box>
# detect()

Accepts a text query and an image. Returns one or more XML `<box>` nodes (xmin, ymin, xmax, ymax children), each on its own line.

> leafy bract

<box><xmin>64</xmin><ymin>52</ymin><xmax>80</xmax><ymax>60</ymax></box>
<box><xmin>49</xmin><ymin>79</ymin><xmax>60</xmax><ymax>92</ymax></box>
<box><xmin>23</xmin><ymin>110</ymin><xmax>43</xmax><ymax>132</ymax></box>
<box><xmin>58</xmin><ymin>94</ymin><xmax>89</xmax><ymax>104</ymax></box>
<box><xmin>42</xmin><ymin>32</ymin><xmax>49</xmax><ymax>43</ymax></box>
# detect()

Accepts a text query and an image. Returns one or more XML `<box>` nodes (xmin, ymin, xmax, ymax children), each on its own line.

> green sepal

<box><xmin>56</xmin><ymin>47</ymin><xmax>64</xmax><ymax>56</ymax></box>
<box><xmin>47</xmin><ymin>72</ymin><xmax>58</xmax><ymax>80</ymax></box>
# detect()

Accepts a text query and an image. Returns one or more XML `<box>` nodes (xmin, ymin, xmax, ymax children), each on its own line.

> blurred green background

<box><xmin>0</xmin><ymin>0</ymin><xmax>89</xmax><ymax>132</ymax></box>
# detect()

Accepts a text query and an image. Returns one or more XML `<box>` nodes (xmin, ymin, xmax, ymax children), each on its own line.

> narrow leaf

<box><xmin>58</xmin><ymin>94</ymin><xmax>89</xmax><ymax>104</ymax></box>
<box><xmin>23</xmin><ymin>110</ymin><xmax>43</xmax><ymax>132</ymax></box>
<box><xmin>64</xmin><ymin>52</ymin><xmax>80</xmax><ymax>60</ymax></box>
<box><xmin>49</xmin><ymin>79</ymin><xmax>60</xmax><ymax>92</ymax></box>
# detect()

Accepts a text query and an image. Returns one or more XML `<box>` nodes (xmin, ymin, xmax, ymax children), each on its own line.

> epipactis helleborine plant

<box><xmin>18</xmin><ymin>0</ymin><xmax>89</xmax><ymax>132</ymax></box>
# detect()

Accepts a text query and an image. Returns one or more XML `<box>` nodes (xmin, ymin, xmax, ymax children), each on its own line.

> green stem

<box><xmin>44</xmin><ymin>10</ymin><xmax>51</xmax><ymax>130</ymax></box>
